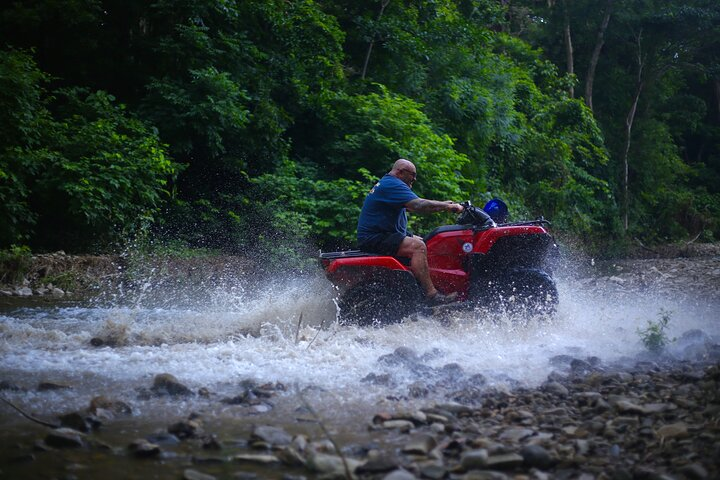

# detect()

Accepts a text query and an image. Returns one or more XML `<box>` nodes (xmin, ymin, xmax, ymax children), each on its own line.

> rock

<box><xmin>461</xmin><ymin>471</ymin><xmax>509</xmax><ymax>480</ymax></box>
<box><xmin>461</xmin><ymin>449</ymin><xmax>489</xmax><ymax>470</ymax></box>
<box><xmin>549</xmin><ymin>355</ymin><xmax>574</xmax><ymax>367</ymax></box>
<box><xmin>408</xmin><ymin>381</ymin><xmax>430</xmax><ymax>398</ymax></box>
<box><xmin>276</xmin><ymin>447</ymin><xmax>306</xmax><ymax>467</ymax></box>
<box><xmin>656</xmin><ymin>422</ymin><xmax>689</xmax><ymax>440</ymax></box>
<box><xmin>392</xmin><ymin>410</ymin><xmax>428</xmax><ymax>425</ymax></box>
<box><xmin>382</xmin><ymin>469</ymin><xmax>417</xmax><ymax>480</ymax></box>
<box><xmin>128</xmin><ymin>439</ymin><xmax>161</xmax><ymax>457</ymax></box>
<box><xmin>615</xmin><ymin>400</ymin><xmax>651</xmax><ymax>415</ymax></box>
<box><xmin>58</xmin><ymin>412</ymin><xmax>100</xmax><ymax>433</ymax></box>
<box><xmin>419</xmin><ymin>464</ymin><xmax>447</xmax><ymax>480</ymax></box>
<box><xmin>679</xmin><ymin>463</ymin><xmax>709</xmax><ymax>480</ymax></box>
<box><xmin>498</xmin><ymin>427</ymin><xmax>534</xmax><ymax>443</ymax></box>
<box><xmin>183</xmin><ymin>469</ymin><xmax>217</xmax><ymax>480</ymax></box>
<box><xmin>146</xmin><ymin>431</ymin><xmax>180</xmax><ymax>445</ymax></box>
<box><xmin>306</xmin><ymin>451</ymin><xmax>362</xmax><ymax>475</ymax></box>
<box><xmin>202</xmin><ymin>434</ymin><xmax>222</xmax><ymax>450</ymax></box>
<box><xmin>50</xmin><ymin>287</ymin><xmax>65</xmax><ymax>296</ymax></box>
<box><xmin>250</xmin><ymin>425</ymin><xmax>292</xmax><ymax>446</ymax></box>
<box><xmin>433</xmin><ymin>403</ymin><xmax>473</xmax><ymax>415</ymax></box>
<box><xmin>362</xmin><ymin>373</ymin><xmax>393</xmax><ymax>385</ymax></box>
<box><xmin>16</xmin><ymin>287</ymin><xmax>33</xmax><ymax>296</ymax></box>
<box><xmin>520</xmin><ymin>444</ymin><xmax>555</xmax><ymax>470</ymax></box>
<box><xmin>151</xmin><ymin>373</ymin><xmax>193</xmax><ymax>396</ymax></box>
<box><xmin>541</xmin><ymin>381</ymin><xmax>569</xmax><ymax>397</ymax></box>
<box><xmin>168</xmin><ymin>419</ymin><xmax>202</xmax><ymax>439</ymax></box>
<box><xmin>378</xmin><ymin>347</ymin><xmax>419</xmax><ymax>367</ymax></box>
<box><xmin>356</xmin><ymin>454</ymin><xmax>400</xmax><ymax>474</ymax></box>
<box><xmin>484</xmin><ymin>453</ymin><xmax>524</xmax><ymax>470</ymax></box>
<box><xmin>401</xmin><ymin>433</ymin><xmax>437</xmax><ymax>455</ymax></box>
<box><xmin>192</xmin><ymin>456</ymin><xmax>226</xmax><ymax>465</ymax></box>
<box><xmin>382</xmin><ymin>420</ymin><xmax>414</xmax><ymax>432</ymax></box>
<box><xmin>0</xmin><ymin>380</ymin><xmax>23</xmax><ymax>391</ymax></box>
<box><xmin>87</xmin><ymin>396</ymin><xmax>132</xmax><ymax>418</ymax></box>
<box><xmin>38</xmin><ymin>381</ymin><xmax>71</xmax><ymax>391</ymax></box>
<box><xmin>45</xmin><ymin>428</ymin><xmax>85</xmax><ymax>448</ymax></box>
<box><xmin>232</xmin><ymin>454</ymin><xmax>280</xmax><ymax>465</ymax></box>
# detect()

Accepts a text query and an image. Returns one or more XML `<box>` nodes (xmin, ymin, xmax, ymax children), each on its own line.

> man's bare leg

<box><xmin>397</xmin><ymin>235</ymin><xmax>437</xmax><ymax>298</ymax></box>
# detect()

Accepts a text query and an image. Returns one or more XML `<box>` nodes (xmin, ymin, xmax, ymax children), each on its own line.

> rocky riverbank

<box><xmin>0</xmin><ymin>250</ymin><xmax>256</xmax><ymax>302</ymax></box>
<box><xmin>1</xmin><ymin>351</ymin><xmax>719</xmax><ymax>480</ymax></box>
<box><xmin>1</xmin><ymin>245</ymin><xmax>719</xmax><ymax>479</ymax></box>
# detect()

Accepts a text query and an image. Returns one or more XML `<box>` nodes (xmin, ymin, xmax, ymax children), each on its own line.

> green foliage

<box><xmin>0</xmin><ymin>245</ymin><xmax>32</xmax><ymax>285</ymax></box>
<box><xmin>637</xmin><ymin>310</ymin><xmax>675</xmax><ymax>354</ymax></box>
<box><xmin>0</xmin><ymin>49</ymin><xmax>181</xmax><ymax>251</ymax></box>
<box><xmin>1</xmin><ymin>0</ymin><xmax>719</xmax><ymax>255</ymax></box>
<box><xmin>0</xmin><ymin>49</ymin><xmax>48</xmax><ymax>244</ymax></box>
<box><xmin>41</xmin><ymin>271</ymin><xmax>78</xmax><ymax>291</ymax></box>
<box><xmin>143</xmin><ymin>68</ymin><xmax>250</xmax><ymax>157</ymax></box>
<box><xmin>251</xmin><ymin>161</ymin><xmax>370</xmax><ymax>249</ymax></box>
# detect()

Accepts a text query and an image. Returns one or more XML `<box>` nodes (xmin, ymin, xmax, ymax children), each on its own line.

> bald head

<box><xmin>391</xmin><ymin>159</ymin><xmax>415</xmax><ymax>174</ymax></box>
<box><xmin>390</xmin><ymin>158</ymin><xmax>417</xmax><ymax>187</ymax></box>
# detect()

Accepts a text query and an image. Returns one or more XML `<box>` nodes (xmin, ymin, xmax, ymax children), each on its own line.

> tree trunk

<box><xmin>585</xmin><ymin>0</ymin><xmax>613</xmax><ymax>111</ymax></box>
<box><xmin>622</xmin><ymin>31</ymin><xmax>645</xmax><ymax>233</ymax></box>
<box><xmin>561</xmin><ymin>0</ymin><xmax>574</xmax><ymax>97</ymax></box>
<box><xmin>361</xmin><ymin>0</ymin><xmax>390</xmax><ymax>80</ymax></box>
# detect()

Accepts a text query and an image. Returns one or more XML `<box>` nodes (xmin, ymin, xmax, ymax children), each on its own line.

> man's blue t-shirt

<box><xmin>357</xmin><ymin>174</ymin><xmax>419</xmax><ymax>242</ymax></box>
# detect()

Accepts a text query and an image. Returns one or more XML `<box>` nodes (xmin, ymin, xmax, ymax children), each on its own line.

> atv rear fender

<box><xmin>320</xmin><ymin>251</ymin><xmax>415</xmax><ymax>291</ymax></box>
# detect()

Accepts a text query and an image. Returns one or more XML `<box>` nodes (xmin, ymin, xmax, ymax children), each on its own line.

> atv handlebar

<box><xmin>456</xmin><ymin>201</ymin><xmax>496</xmax><ymax>228</ymax></box>
<box><xmin>455</xmin><ymin>201</ymin><xmax>551</xmax><ymax>228</ymax></box>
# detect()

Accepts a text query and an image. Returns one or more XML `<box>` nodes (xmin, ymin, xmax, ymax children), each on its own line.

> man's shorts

<box><xmin>357</xmin><ymin>232</ymin><xmax>407</xmax><ymax>256</ymax></box>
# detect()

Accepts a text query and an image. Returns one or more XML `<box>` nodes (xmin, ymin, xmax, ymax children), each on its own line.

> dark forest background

<box><xmin>1</xmin><ymin>0</ymin><xmax>718</xmax><ymax>258</ymax></box>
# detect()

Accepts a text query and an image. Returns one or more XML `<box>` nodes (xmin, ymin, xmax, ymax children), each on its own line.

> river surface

<box><xmin>0</xmin><ymin>257</ymin><xmax>719</xmax><ymax>478</ymax></box>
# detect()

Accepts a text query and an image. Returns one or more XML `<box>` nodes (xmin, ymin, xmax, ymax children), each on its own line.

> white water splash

<box><xmin>0</xmin><ymin>265</ymin><xmax>718</xmax><ymax>418</ymax></box>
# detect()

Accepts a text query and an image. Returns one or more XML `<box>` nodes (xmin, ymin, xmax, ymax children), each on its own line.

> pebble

<box><xmin>183</xmin><ymin>469</ymin><xmax>217</xmax><ymax>480</ymax></box>
<box><xmin>656</xmin><ymin>422</ymin><xmax>689</xmax><ymax>440</ymax></box>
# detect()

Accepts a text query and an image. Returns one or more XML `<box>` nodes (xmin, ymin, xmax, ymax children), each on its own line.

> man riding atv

<box><xmin>357</xmin><ymin>159</ymin><xmax>464</xmax><ymax>305</ymax></box>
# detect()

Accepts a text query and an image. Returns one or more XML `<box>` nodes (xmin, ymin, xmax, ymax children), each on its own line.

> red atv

<box><xmin>320</xmin><ymin>201</ymin><xmax>558</xmax><ymax>326</ymax></box>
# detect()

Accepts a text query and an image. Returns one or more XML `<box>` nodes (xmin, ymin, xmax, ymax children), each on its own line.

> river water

<box><xmin>2</xmin><ymin>259</ymin><xmax>718</xmax><ymax>419</ymax></box>
<box><xmin>0</xmin><ymin>258</ymin><xmax>719</xmax><ymax>478</ymax></box>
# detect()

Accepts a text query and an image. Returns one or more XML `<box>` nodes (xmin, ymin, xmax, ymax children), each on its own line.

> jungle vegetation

<box><xmin>1</xmin><ymin>0</ymin><xmax>718</xmax><ymax>257</ymax></box>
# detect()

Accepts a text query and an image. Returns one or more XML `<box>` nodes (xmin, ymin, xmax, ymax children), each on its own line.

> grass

<box><xmin>637</xmin><ymin>309</ymin><xmax>675</xmax><ymax>354</ymax></box>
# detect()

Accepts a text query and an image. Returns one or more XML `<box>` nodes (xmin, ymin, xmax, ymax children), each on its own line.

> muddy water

<box><xmin>1</xmin><ymin>260</ymin><xmax>719</xmax><ymax>479</ymax></box>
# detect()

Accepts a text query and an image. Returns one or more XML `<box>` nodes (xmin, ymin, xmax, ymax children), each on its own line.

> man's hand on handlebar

<box><xmin>444</xmin><ymin>201</ymin><xmax>464</xmax><ymax>213</ymax></box>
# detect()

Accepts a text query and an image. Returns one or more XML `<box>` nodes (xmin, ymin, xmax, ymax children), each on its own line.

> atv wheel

<box><xmin>338</xmin><ymin>282</ymin><xmax>419</xmax><ymax>327</ymax></box>
<box><xmin>489</xmin><ymin>268</ymin><xmax>558</xmax><ymax>315</ymax></box>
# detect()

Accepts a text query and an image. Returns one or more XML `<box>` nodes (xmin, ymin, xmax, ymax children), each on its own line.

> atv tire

<box><xmin>488</xmin><ymin>268</ymin><xmax>558</xmax><ymax>315</ymax></box>
<box><xmin>338</xmin><ymin>282</ymin><xmax>419</xmax><ymax>327</ymax></box>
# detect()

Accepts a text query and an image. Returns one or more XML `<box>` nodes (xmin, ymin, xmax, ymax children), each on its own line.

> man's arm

<box><xmin>406</xmin><ymin>198</ymin><xmax>463</xmax><ymax>214</ymax></box>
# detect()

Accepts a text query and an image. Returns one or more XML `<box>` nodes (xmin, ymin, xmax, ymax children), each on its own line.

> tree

<box><xmin>0</xmin><ymin>49</ymin><xmax>180</xmax><ymax>250</ymax></box>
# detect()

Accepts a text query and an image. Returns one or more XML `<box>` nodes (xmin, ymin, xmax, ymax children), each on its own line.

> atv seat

<box><xmin>423</xmin><ymin>224</ymin><xmax>471</xmax><ymax>242</ymax></box>
<box><xmin>319</xmin><ymin>250</ymin><xmax>411</xmax><ymax>266</ymax></box>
